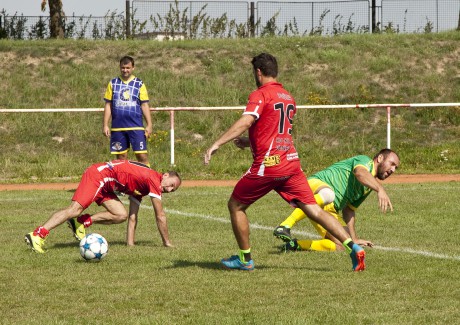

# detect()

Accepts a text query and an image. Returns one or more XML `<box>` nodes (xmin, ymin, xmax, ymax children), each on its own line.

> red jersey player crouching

<box><xmin>204</xmin><ymin>52</ymin><xmax>365</xmax><ymax>272</ymax></box>
<box><xmin>25</xmin><ymin>160</ymin><xmax>181</xmax><ymax>253</ymax></box>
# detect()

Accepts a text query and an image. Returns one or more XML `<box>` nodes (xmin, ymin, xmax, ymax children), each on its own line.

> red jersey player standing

<box><xmin>204</xmin><ymin>53</ymin><xmax>365</xmax><ymax>271</ymax></box>
<box><xmin>25</xmin><ymin>160</ymin><xmax>181</xmax><ymax>253</ymax></box>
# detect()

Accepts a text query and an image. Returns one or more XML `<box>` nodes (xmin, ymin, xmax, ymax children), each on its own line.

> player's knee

<box><xmin>227</xmin><ymin>197</ymin><xmax>247</xmax><ymax>213</ymax></box>
<box><xmin>113</xmin><ymin>211</ymin><xmax>129</xmax><ymax>223</ymax></box>
<box><xmin>68</xmin><ymin>202</ymin><xmax>84</xmax><ymax>218</ymax></box>
<box><xmin>317</xmin><ymin>188</ymin><xmax>335</xmax><ymax>205</ymax></box>
<box><xmin>299</xmin><ymin>203</ymin><xmax>322</xmax><ymax>220</ymax></box>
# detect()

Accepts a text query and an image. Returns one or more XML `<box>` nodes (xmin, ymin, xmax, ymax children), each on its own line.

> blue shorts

<box><xmin>110</xmin><ymin>130</ymin><xmax>147</xmax><ymax>154</ymax></box>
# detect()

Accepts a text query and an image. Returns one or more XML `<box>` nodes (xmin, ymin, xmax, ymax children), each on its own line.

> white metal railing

<box><xmin>1</xmin><ymin>102</ymin><xmax>459</xmax><ymax>165</ymax></box>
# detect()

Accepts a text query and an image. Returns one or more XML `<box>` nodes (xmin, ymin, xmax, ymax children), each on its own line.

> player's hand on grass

<box><xmin>355</xmin><ymin>239</ymin><xmax>374</xmax><ymax>247</ymax></box>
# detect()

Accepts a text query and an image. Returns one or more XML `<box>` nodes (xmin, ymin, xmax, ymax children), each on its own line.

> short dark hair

<box><xmin>251</xmin><ymin>53</ymin><xmax>278</xmax><ymax>78</ymax></box>
<box><xmin>374</xmin><ymin>148</ymin><xmax>399</xmax><ymax>160</ymax></box>
<box><xmin>120</xmin><ymin>56</ymin><xmax>135</xmax><ymax>66</ymax></box>
<box><xmin>167</xmin><ymin>170</ymin><xmax>182</xmax><ymax>184</ymax></box>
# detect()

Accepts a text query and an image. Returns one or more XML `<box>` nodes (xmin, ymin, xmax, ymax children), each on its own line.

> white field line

<box><xmin>132</xmin><ymin>202</ymin><xmax>460</xmax><ymax>262</ymax></box>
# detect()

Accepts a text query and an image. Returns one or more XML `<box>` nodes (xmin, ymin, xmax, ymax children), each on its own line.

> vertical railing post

<box><xmin>126</xmin><ymin>0</ymin><xmax>131</xmax><ymax>38</ymax></box>
<box><xmin>386</xmin><ymin>106</ymin><xmax>391</xmax><ymax>149</ymax></box>
<box><xmin>371</xmin><ymin>0</ymin><xmax>376</xmax><ymax>33</ymax></box>
<box><xmin>170</xmin><ymin>110</ymin><xmax>175</xmax><ymax>166</ymax></box>
<box><xmin>250</xmin><ymin>2</ymin><xmax>255</xmax><ymax>37</ymax></box>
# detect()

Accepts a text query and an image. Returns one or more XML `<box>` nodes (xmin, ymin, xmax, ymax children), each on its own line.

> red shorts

<box><xmin>231</xmin><ymin>170</ymin><xmax>316</xmax><ymax>206</ymax></box>
<box><xmin>72</xmin><ymin>164</ymin><xmax>118</xmax><ymax>209</ymax></box>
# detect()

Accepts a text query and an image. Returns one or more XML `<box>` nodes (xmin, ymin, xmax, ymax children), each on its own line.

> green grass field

<box><xmin>1</xmin><ymin>182</ymin><xmax>459</xmax><ymax>324</ymax></box>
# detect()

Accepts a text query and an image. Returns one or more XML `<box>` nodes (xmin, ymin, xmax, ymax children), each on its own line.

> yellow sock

<box><xmin>313</xmin><ymin>193</ymin><xmax>325</xmax><ymax>207</ymax></box>
<box><xmin>280</xmin><ymin>208</ymin><xmax>307</xmax><ymax>228</ymax></box>
<box><xmin>279</xmin><ymin>193</ymin><xmax>325</xmax><ymax>229</ymax></box>
<box><xmin>297</xmin><ymin>239</ymin><xmax>336</xmax><ymax>252</ymax></box>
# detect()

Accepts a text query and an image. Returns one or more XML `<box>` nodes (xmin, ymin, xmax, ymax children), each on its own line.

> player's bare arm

<box><xmin>141</xmin><ymin>102</ymin><xmax>152</xmax><ymax>138</ymax></box>
<box><xmin>151</xmin><ymin>197</ymin><xmax>173</xmax><ymax>247</ymax></box>
<box><xmin>126</xmin><ymin>197</ymin><xmax>140</xmax><ymax>246</ymax></box>
<box><xmin>354</xmin><ymin>166</ymin><xmax>393</xmax><ymax>213</ymax></box>
<box><xmin>103</xmin><ymin>101</ymin><xmax>112</xmax><ymax>137</ymax></box>
<box><xmin>204</xmin><ymin>115</ymin><xmax>255</xmax><ymax>165</ymax></box>
<box><xmin>342</xmin><ymin>206</ymin><xmax>373</xmax><ymax>247</ymax></box>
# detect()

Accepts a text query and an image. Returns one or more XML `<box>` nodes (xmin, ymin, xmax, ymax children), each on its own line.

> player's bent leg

<box><xmin>324</xmin><ymin>232</ymin><xmax>345</xmax><ymax>251</ymax></box>
<box><xmin>299</xmin><ymin>238</ymin><xmax>337</xmax><ymax>252</ymax></box>
<box><xmin>297</xmin><ymin>202</ymin><xmax>366</xmax><ymax>271</ymax></box>
<box><xmin>280</xmin><ymin>208</ymin><xmax>307</xmax><ymax>228</ymax></box>
<box><xmin>94</xmin><ymin>199</ymin><xmax>128</xmax><ymax>224</ymax></box>
<box><xmin>43</xmin><ymin>201</ymin><xmax>84</xmax><ymax>232</ymax></box>
<box><xmin>298</xmin><ymin>203</ymin><xmax>348</xmax><ymax>243</ymax></box>
<box><xmin>285</xmin><ymin>238</ymin><xmax>336</xmax><ymax>252</ymax></box>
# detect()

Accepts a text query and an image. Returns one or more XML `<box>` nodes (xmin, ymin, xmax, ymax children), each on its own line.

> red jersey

<box><xmin>94</xmin><ymin>160</ymin><xmax>162</xmax><ymax>202</ymax></box>
<box><xmin>72</xmin><ymin>160</ymin><xmax>163</xmax><ymax>209</ymax></box>
<box><xmin>243</xmin><ymin>82</ymin><xmax>301</xmax><ymax>177</ymax></box>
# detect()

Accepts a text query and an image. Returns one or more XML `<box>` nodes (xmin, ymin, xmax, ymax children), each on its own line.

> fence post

<box><xmin>170</xmin><ymin>110</ymin><xmax>175</xmax><ymax>165</ymax></box>
<box><xmin>371</xmin><ymin>0</ymin><xmax>376</xmax><ymax>33</ymax></box>
<box><xmin>386</xmin><ymin>106</ymin><xmax>391</xmax><ymax>149</ymax></box>
<box><xmin>250</xmin><ymin>2</ymin><xmax>255</xmax><ymax>37</ymax></box>
<box><xmin>126</xmin><ymin>0</ymin><xmax>131</xmax><ymax>38</ymax></box>
<box><xmin>458</xmin><ymin>9</ymin><xmax>460</xmax><ymax>30</ymax></box>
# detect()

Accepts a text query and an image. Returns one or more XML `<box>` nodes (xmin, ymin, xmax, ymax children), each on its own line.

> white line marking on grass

<box><xmin>373</xmin><ymin>246</ymin><xmax>460</xmax><ymax>261</ymax></box>
<box><xmin>165</xmin><ymin>209</ymin><xmax>320</xmax><ymax>237</ymax></box>
<box><xmin>133</xmin><ymin>202</ymin><xmax>460</xmax><ymax>261</ymax></box>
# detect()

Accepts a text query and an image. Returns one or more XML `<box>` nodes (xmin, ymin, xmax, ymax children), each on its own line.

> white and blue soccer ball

<box><xmin>79</xmin><ymin>233</ymin><xmax>108</xmax><ymax>262</ymax></box>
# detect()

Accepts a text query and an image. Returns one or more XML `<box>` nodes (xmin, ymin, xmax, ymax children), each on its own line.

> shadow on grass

<box><xmin>166</xmin><ymin>259</ymin><xmax>265</xmax><ymax>271</ymax></box>
<box><xmin>167</xmin><ymin>259</ymin><xmax>331</xmax><ymax>271</ymax></box>
<box><xmin>52</xmin><ymin>239</ymin><xmax>165</xmax><ymax>249</ymax></box>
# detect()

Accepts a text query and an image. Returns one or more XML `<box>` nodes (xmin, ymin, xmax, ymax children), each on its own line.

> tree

<box><xmin>41</xmin><ymin>0</ymin><xmax>65</xmax><ymax>38</ymax></box>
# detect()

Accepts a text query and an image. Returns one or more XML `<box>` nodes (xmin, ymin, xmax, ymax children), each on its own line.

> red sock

<box><xmin>33</xmin><ymin>226</ymin><xmax>49</xmax><ymax>239</ymax></box>
<box><xmin>77</xmin><ymin>214</ymin><xmax>93</xmax><ymax>228</ymax></box>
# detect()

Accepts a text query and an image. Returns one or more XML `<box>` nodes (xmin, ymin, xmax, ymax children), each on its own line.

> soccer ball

<box><xmin>79</xmin><ymin>233</ymin><xmax>108</xmax><ymax>262</ymax></box>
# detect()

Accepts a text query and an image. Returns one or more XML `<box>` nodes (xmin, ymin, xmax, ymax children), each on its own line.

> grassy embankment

<box><xmin>0</xmin><ymin>32</ymin><xmax>459</xmax><ymax>183</ymax></box>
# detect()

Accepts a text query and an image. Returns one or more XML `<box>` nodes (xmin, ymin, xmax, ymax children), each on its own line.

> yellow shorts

<box><xmin>307</xmin><ymin>178</ymin><xmax>346</xmax><ymax>238</ymax></box>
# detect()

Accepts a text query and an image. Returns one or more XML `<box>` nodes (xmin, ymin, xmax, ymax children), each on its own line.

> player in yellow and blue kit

<box><xmin>274</xmin><ymin>148</ymin><xmax>400</xmax><ymax>252</ymax></box>
<box><xmin>103</xmin><ymin>56</ymin><xmax>152</xmax><ymax>166</ymax></box>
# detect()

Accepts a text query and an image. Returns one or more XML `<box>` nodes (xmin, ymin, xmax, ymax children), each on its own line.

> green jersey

<box><xmin>308</xmin><ymin>155</ymin><xmax>375</xmax><ymax>211</ymax></box>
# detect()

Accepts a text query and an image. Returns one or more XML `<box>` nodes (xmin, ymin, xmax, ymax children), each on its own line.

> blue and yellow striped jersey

<box><xmin>104</xmin><ymin>75</ymin><xmax>149</xmax><ymax>130</ymax></box>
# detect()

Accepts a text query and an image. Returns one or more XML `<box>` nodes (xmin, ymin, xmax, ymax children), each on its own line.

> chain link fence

<box><xmin>1</xmin><ymin>0</ymin><xmax>459</xmax><ymax>39</ymax></box>
<box><xmin>0</xmin><ymin>11</ymin><xmax>126</xmax><ymax>40</ymax></box>
<box><xmin>256</xmin><ymin>0</ymin><xmax>370</xmax><ymax>36</ymax></box>
<box><xmin>381</xmin><ymin>0</ymin><xmax>460</xmax><ymax>33</ymax></box>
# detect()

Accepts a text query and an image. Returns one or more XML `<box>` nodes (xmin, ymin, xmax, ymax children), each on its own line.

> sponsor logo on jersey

<box><xmin>263</xmin><ymin>155</ymin><xmax>281</xmax><ymax>167</ymax></box>
<box><xmin>277</xmin><ymin>92</ymin><xmax>292</xmax><ymax>100</ymax></box>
